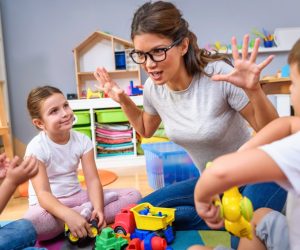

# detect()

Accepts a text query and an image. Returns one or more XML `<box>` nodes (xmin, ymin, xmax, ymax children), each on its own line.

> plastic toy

<box><xmin>94</xmin><ymin>227</ymin><xmax>128</xmax><ymax>250</ymax></box>
<box><xmin>206</xmin><ymin>162</ymin><xmax>253</xmax><ymax>240</ymax></box>
<box><xmin>112</xmin><ymin>203</ymin><xmax>176</xmax><ymax>249</ymax></box>
<box><xmin>215</xmin><ymin>188</ymin><xmax>253</xmax><ymax>240</ymax></box>
<box><xmin>126</xmin><ymin>234</ymin><xmax>173</xmax><ymax>250</ymax></box>
<box><xmin>127</xmin><ymin>80</ymin><xmax>143</xmax><ymax>96</ymax></box>
<box><xmin>130</xmin><ymin>203</ymin><xmax>175</xmax><ymax>231</ymax></box>
<box><xmin>112</xmin><ymin>203</ymin><xmax>137</xmax><ymax>235</ymax></box>
<box><xmin>64</xmin><ymin>219</ymin><xmax>99</xmax><ymax>245</ymax></box>
<box><xmin>86</xmin><ymin>87</ymin><xmax>103</xmax><ymax>99</ymax></box>
<box><xmin>206</xmin><ymin>162</ymin><xmax>254</xmax><ymax>240</ymax></box>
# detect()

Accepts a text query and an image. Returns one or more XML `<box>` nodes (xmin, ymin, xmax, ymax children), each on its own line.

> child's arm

<box><xmin>194</xmin><ymin>148</ymin><xmax>287</xmax><ymax>228</ymax></box>
<box><xmin>239</xmin><ymin>116</ymin><xmax>300</xmax><ymax>151</ymax></box>
<box><xmin>81</xmin><ymin>149</ymin><xmax>106</xmax><ymax>228</ymax></box>
<box><xmin>0</xmin><ymin>155</ymin><xmax>38</xmax><ymax>213</ymax></box>
<box><xmin>31</xmin><ymin>160</ymin><xmax>92</xmax><ymax>239</ymax></box>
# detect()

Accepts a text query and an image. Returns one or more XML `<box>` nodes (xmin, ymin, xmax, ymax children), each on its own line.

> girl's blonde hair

<box><xmin>27</xmin><ymin>85</ymin><xmax>63</xmax><ymax>120</ymax></box>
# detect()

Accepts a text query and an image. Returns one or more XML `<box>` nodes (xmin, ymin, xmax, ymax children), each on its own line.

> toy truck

<box><xmin>112</xmin><ymin>203</ymin><xmax>175</xmax><ymax>249</ymax></box>
<box><xmin>94</xmin><ymin>227</ymin><xmax>128</xmax><ymax>250</ymax></box>
<box><xmin>64</xmin><ymin>219</ymin><xmax>99</xmax><ymax>245</ymax></box>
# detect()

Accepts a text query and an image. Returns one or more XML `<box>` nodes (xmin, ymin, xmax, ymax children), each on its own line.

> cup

<box><xmin>263</xmin><ymin>40</ymin><xmax>274</xmax><ymax>48</ymax></box>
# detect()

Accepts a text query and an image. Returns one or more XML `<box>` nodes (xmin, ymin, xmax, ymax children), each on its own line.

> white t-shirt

<box><xmin>260</xmin><ymin>131</ymin><xmax>300</xmax><ymax>250</ymax></box>
<box><xmin>25</xmin><ymin>130</ymin><xmax>93</xmax><ymax>205</ymax></box>
<box><xmin>143</xmin><ymin>60</ymin><xmax>251</xmax><ymax>171</ymax></box>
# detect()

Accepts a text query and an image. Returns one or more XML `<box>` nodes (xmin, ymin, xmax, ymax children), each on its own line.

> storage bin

<box><xmin>73</xmin><ymin>126</ymin><xmax>92</xmax><ymax>139</ymax></box>
<box><xmin>95</xmin><ymin>108</ymin><xmax>128</xmax><ymax>123</ymax></box>
<box><xmin>73</xmin><ymin>110</ymin><xmax>90</xmax><ymax>126</ymax></box>
<box><xmin>141</xmin><ymin>142</ymin><xmax>200</xmax><ymax>190</ymax></box>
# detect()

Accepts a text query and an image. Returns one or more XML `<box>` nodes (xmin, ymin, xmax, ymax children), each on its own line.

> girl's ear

<box><xmin>32</xmin><ymin>118</ymin><xmax>44</xmax><ymax>130</ymax></box>
<box><xmin>181</xmin><ymin>37</ymin><xmax>189</xmax><ymax>56</ymax></box>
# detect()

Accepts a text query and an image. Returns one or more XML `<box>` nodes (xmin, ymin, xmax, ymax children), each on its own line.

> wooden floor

<box><xmin>0</xmin><ymin>165</ymin><xmax>153</xmax><ymax>221</ymax></box>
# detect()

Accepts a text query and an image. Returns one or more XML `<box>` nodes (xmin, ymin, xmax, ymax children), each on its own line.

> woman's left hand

<box><xmin>212</xmin><ymin>34</ymin><xmax>274</xmax><ymax>91</ymax></box>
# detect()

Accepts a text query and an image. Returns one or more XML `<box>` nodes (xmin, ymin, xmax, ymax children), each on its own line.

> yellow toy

<box><xmin>206</xmin><ymin>162</ymin><xmax>254</xmax><ymax>240</ymax></box>
<box><xmin>86</xmin><ymin>87</ymin><xmax>103</xmax><ymax>99</ymax></box>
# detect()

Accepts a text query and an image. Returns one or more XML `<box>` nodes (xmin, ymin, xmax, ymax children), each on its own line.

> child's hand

<box><xmin>195</xmin><ymin>199</ymin><xmax>224</xmax><ymax>229</ymax></box>
<box><xmin>0</xmin><ymin>153</ymin><xmax>9</xmax><ymax>178</ymax></box>
<box><xmin>94</xmin><ymin>67</ymin><xmax>125</xmax><ymax>103</ymax></box>
<box><xmin>65</xmin><ymin>210</ymin><xmax>92</xmax><ymax>239</ymax></box>
<box><xmin>91</xmin><ymin>209</ymin><xmax>106</xmax><ymax>230</ymax></box>
<box><xmin>5</xmin><ymin>156</ymin><xmax>38</xmax><ymax>186</ymax></box>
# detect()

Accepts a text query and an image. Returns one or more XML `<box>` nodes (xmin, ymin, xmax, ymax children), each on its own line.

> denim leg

<box><xmin>139</xmin><ymin>178</ymin><xmax>209</xmax><ymax>230</ymax></box>
<box><xmin>230</xmin><ymin>182</ymin><xmax>287</xmax><ymax>249</ymax></box>
<box><xmin>0</xmin><ymin>219</ymin><xmax>37</xmax><ymax>250</ymax></box>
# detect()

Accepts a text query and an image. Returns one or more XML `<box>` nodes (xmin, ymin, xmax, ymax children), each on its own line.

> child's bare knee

<box><xmin>252</xmin><ymin>208</ymin><xmax>273</xmax><ymax>225</ymax></box>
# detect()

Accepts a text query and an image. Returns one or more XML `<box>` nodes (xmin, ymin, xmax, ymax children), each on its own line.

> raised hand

<box><xmin>94</xmin><ymin>67</ymin><xmax>125</xmax><ymax>103</ymax></box>
<box><xmin>212</xmin><ymin>34</ymin><xmax>274</xmax><ymax>91</ymax></box>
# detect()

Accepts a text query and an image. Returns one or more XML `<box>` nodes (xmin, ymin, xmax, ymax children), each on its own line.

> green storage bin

<box><xmin>73</xmin><ymin>110</ymin><xmax>90</xmax><ymax>126</ymax></box>
<box><xmin>95</xmin><ymin>108</ymin><xmax>128</xmax><ymax>123</ymax></box>
<box><xmin>73</xmin><ymin>126</ymin><xmax>92</xmax><ymax>139</ymax></box>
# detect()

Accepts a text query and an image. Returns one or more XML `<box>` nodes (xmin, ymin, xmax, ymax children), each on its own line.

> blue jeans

<box><xmin>139</xmin><ymin>178</ymin><xmax>287</xmax><ymax>233</ymax></box>
<box><xmin>0</xmin><ymin>219</ymin><xmax>40</xmax><ymax>250</ymax></box>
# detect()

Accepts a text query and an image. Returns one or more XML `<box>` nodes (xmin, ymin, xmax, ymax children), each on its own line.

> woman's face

<box><xmin>133</xmin><ymin>33</ymin><xmax>188</xmax><ymax>86</ymax></box>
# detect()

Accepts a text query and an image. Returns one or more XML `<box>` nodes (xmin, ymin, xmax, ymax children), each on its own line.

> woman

<box><xmin>94</xmin><ymin>0</ymin><xmax>286</xmax><ymax>240</ymax></box>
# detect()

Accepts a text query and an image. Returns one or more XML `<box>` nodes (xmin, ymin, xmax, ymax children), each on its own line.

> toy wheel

<box><xmin>155</xmin><ymin>229</ymin><xmax>165</xmax><ymax>238</ymax></box>
<box><xmin>120</xmin><ymin>244</ymin><xmax>128</xmax><ymax>250</ymax></box>
<box><xmin>90</xmin><ymin>226</ymin><xmax>99</xmax><ymax>238</ymax></box>
<box><xmin>114</xmin><ymin>226</ymin><xmax>127</xmax><ymax>235</ymax></box>
<box><xmin>68</xmin><ymin>232</ymin><xmax>79</xmax><ymax>244</ymax></box>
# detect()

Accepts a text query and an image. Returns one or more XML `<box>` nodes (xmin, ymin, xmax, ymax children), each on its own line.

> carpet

<box><xmin>17</xmin><ymin>169</ymin><xmax>118</xmax><ymax>197</ymax></box>
<box><xmin>0</xmin><ymin>221</ymin><xmax>230</xmax><ymax>249</ymax></box>
<box><xmin>35</xmin><ymin>230</ymin><xmax>205</xmax><ymax>250</ymax></box>
<box><xmin>77</xmin><ymin>169</ymin><xmax>118</xmax><ymax>188</ymax></box>
<box><xmin>35</xmin><ymin>230</ymin><xmax>231</xmax><ymax>249</ymax></box>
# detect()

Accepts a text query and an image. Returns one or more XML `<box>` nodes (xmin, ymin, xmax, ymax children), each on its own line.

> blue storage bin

<box><xmin>141</xmin><ymin>142</ymin><xmax>200</xmax><ymax>190</ymax></box>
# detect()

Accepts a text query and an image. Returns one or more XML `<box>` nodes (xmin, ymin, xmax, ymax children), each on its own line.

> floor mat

<box><xmin>1</xmin><ymin>221</ymin><xmax>229</xmax><ymax>249</ymax></box>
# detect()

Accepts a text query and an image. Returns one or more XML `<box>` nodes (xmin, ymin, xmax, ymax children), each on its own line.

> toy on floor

<box><xmin>94</xmin><ymin>227</ymin><xmax>128</xmax><ymax>250</ymax></box>
<box><xmin>111</xmin><ymin>202</ymin><xmax>175</xmax><ymax>249</ymax></box>
<box><xmin>64</xmin><ymin>219</ymin><xmax>99</xmax><ymax>245</ymax></box>
<box><xmin>206</xmin><ymin>162</ymin><xmax>254</xmax><ymax>240</ymax></box>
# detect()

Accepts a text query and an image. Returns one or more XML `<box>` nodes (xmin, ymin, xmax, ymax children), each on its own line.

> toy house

<box><xmin>73</xmin><ymin>31</ymin><xmax>141</xmax><ymax>99</ymax></box>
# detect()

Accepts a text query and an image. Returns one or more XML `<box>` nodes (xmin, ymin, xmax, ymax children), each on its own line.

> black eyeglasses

<box><xmin>129</xmin><ymin>39</ymin><xmax>182</xmax><ymax>64</ymax></box>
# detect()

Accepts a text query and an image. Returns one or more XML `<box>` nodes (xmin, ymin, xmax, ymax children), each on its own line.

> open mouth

<box><xmin>149</xmin><ymin>71</ymin><xmax>163</xmax><ymax>81</ymax></box>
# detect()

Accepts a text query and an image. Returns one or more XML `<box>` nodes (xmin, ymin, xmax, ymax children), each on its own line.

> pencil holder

<box><xmin>263</xmin><ymin>40</ymin><xmax>274</xmax><ymax>48</ymax></box>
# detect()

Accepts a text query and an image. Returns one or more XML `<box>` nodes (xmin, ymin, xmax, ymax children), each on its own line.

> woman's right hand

<box><xmin>94</xmin><ymin>67</ymin><xmax>125</xmax><ymax>103</ymax></box>
<box><xmin>65</xmin><ymin>210</ymin><xmax>92</xmax><ymax>239</ymax></box>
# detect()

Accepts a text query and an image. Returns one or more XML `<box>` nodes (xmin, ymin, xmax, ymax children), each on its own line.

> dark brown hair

<box><xmin>288</xmin><ymin>39</ymin><xmax>300</xmax><ymax>73</ymax></box>
<box><xmin>131</xmin><ymin>1</ymin><xmax>232</xmax><ymax>77</ymax></box>
<box><xmin>27</xmin><ymin>85</ymin><xmax>63</xmax><ymax>120</ymax></box>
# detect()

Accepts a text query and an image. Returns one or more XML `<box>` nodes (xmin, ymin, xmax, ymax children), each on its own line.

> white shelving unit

<box><xmin>69</xmin><ymin>96</ymin><xmax>145</xmax><ymax>168</ymax></box>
